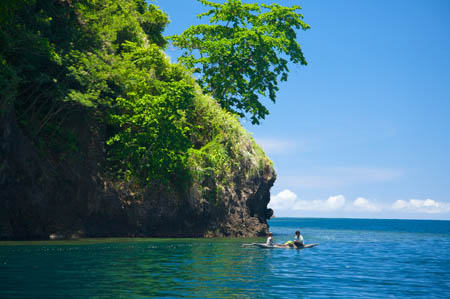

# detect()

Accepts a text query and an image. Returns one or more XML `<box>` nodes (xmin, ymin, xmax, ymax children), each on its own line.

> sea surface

<box><xmin>1</xmin><ymin>218</ymin><xmax>450</xmax><ymax>298</ymax></box>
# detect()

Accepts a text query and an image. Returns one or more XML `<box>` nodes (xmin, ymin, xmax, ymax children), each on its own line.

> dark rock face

<box><xmin>0</xmin><ymin>107</ymin><xmax>124</xmax><ymax>239</ymax></box>
<box><xmin>0</xmin><ymin>108</ymin><xmax>275</xmax><ymax>240</ymax></box>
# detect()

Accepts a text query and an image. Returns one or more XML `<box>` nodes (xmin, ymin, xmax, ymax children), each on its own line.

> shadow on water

<box><xmin>0</xmin><ymin>238</ymin><xmax>275</xmax><ymax>298</ymax></box>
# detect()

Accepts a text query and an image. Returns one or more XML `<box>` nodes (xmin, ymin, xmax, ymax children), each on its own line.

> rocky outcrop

<box><xmin>0</xmin><ymin>97</ymin><xmax>275</xmax><ymax>240</ymax></box>
<box><xmin>0</xmin><ymin>0</ymin><xmax>276</xmax><ymax>241</ymax></box>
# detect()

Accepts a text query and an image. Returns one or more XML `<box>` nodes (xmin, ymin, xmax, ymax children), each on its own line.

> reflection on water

<box><xmin>0</xmin><ymin>239</ymin><xmax>272</xmax><ymax>298</ymax></box>
<box><xmin>1</xmin><ymin>218</ymin><xmax>450</xmax><ymax>298</ymax></box>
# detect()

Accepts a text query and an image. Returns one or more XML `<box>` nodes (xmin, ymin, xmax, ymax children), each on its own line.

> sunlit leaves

<box><xmin>106</xmin><ymin>42</ymin><xmax>195</xmax><ymax>185</ymax></box>
<box><xmin>171</xmin><ymin>0</ymin><xmax>310</xmax><ymax>124</ymax></box>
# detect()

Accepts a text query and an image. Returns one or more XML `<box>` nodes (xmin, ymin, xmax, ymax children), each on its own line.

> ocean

<box><xmin>1</xmin><ymin>218</ymin><xmax>449</xmax><ymax>298</ymax></box>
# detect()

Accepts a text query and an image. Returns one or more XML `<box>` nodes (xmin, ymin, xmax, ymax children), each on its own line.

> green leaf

<box><xmin>170</xmin><ymin>0</ymin><xmax>309</xmax><ymax>124</ymax></box>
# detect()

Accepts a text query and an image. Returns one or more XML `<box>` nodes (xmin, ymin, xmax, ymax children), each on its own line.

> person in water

<box><xmin>266</xmin><ymin>232</ymin><xmax>274</xmax><ymax>246</ymax></box>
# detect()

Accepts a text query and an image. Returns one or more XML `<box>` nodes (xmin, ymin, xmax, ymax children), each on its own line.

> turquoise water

<box><xmin>1</xmin><ymin>218</ymin><xmax>449</xmax><ymax>298</ymax></box>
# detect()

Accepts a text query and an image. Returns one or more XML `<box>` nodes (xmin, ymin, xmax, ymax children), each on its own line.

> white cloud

<box><xmin>352</xmin><ymin>197</ymin><xmax>381</xmax><ymax>212</ymax></box>
<box><xmin>269</xmin><ymin>190</ymin><xmax>345</xmax><ymax>212</ymax></box>
<box><xmin>269</xmin><ymin>190</ymin><xmax>450</xmax><ymax>218</ymax></box>
<box><xmin>268</xmin><ymin>189</ymin><xmax>298</xmax><ymax>210</ymax></box>
<box><xmin>319</xmin><ymin>195</ymin><xmax>346</xmax><ymax>211</ymax></box>
<box><xmin>291</xmin><ymin>195</ymin><xmax>346</xmax><ymax>211</ymax></box>
<box><xmin>392</xmin><ymin>199</ymin><xmax>450</xmax><ymax>214</ymax></box>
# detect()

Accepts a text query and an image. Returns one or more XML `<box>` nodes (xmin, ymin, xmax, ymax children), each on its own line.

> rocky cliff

<box><xmin>0</xmin><ymin>88</ymin><xmax>275</xmax><ymax>240</ymax></box>
<box><xmin>0</xmin><ymin>0</ymin><xmax>275</xmax><ymax>240</ymax></box>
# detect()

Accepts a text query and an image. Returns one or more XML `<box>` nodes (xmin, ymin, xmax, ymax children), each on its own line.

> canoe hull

<box><xmin>244</xmin><ymin>243</ymin><xmax>319</xmax><ymax>249</ymax></box>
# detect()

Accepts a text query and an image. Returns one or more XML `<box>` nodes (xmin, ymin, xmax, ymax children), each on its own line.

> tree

<box><xmin>170</xmin><ymin>0</ymin><xmax>310</xmax><ymax>124</ymax></box>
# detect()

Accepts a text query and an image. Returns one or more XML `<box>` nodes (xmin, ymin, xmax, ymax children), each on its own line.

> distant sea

<box><xmin>1</xmin><ymin>218</ymin><xmax>449</xmax><ymax>298</ymax></box>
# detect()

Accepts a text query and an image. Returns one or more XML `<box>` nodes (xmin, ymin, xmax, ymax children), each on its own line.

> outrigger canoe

<box><xmin>242</xmin><ymin>243</ymin><xmax>319</xmax><ymax>249</ymax></box>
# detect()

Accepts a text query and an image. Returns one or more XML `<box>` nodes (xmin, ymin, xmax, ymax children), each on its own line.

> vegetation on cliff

<box><xmin>1</xmin><ymin>0</ymin><xmax>190</xmax><ymax>187</ymax></box>
<box><xmin>0</xmin><ymin>0</ymin><xmax>306</xmax><ymax>239</ymax></box>
<box><xmin>171</xmin><ymin>0</ymin><xmax>309</xmax><ymax>124</ymax></box>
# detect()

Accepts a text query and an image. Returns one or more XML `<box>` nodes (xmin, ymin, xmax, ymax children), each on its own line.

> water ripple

<box><xmin>1</xmin><ymin>219</ymin><xmax>449</xmax><ymax>298</ymax></box>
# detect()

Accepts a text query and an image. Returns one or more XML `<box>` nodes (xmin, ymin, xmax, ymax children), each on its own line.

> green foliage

<box><xmin>0</xmin><ymin>55</ymin><xmax>18</xmax><ymax>116</ymax></box>
<box><xmin>75</xmin><ymin>0</ymin><xmax>168</xmax><ymax>50</ymax></box>
<box><xmin>170</xmin><ymin>0</ymin><xmax>310</xmax><ymax>124</ymax></box>
<box><xmin>66</xmin><ymin>2</ymin><xmax>189</xmax><ymax>185</ymax></box>
<box><xmin>106</xmin><ymin>42</ymin><xmax>195</xmax><ymax>185</ymax></box>
<box><xmin>0</xmin><ymin>0</ymin><xmax>86</xmax><ymax>147</ymax></box>
<box><xmin>186</xmin><ymin>92</ymin><xmax>273</xmax><ymax>204</ymax></box>
<box><xmin>1</xmin><ymin>0</ymin><xmax>274</xmax><ymax>196</ymax></box>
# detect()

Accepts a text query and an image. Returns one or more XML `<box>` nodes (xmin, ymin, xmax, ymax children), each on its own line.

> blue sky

<box><xmin>154</xmin><ymin>0</ymin><xmax>450</xmax><ymax>220</ymax></box>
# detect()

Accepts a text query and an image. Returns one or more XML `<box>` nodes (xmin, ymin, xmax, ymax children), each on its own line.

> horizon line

<box><xmin>269</xmin><ymin>216</ymin><xmax>450</xmax><ymax>221</ymax></box>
